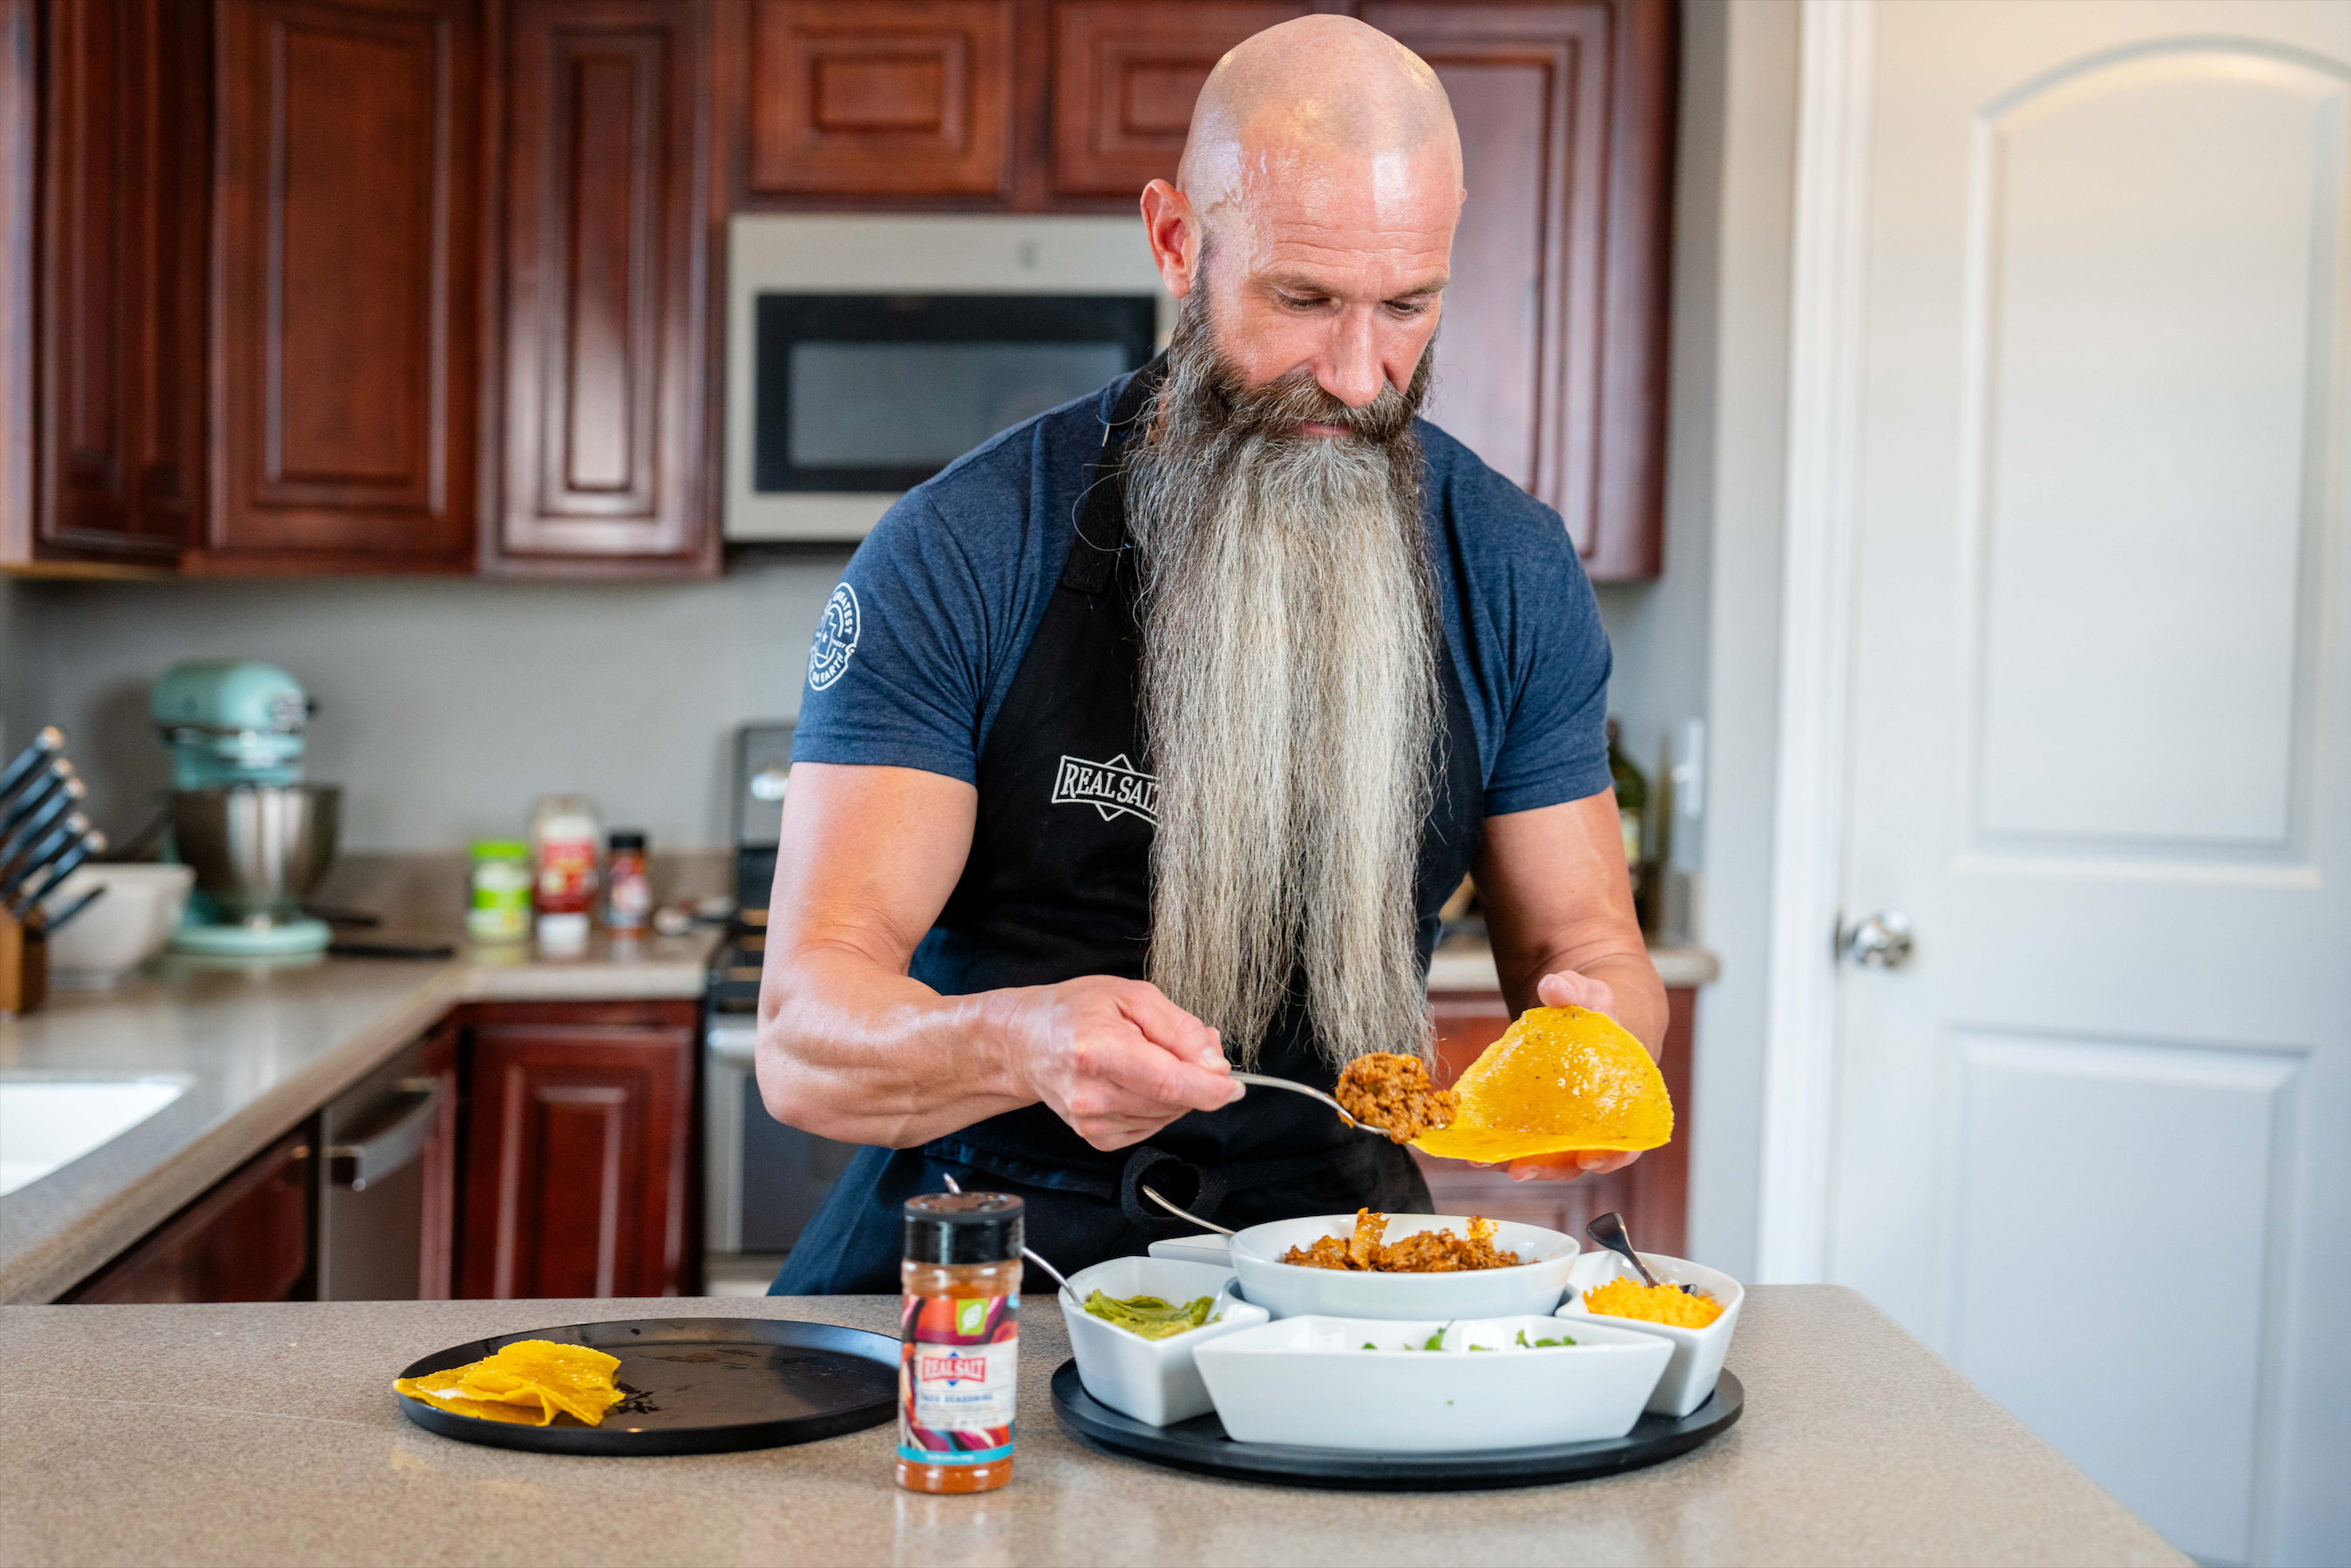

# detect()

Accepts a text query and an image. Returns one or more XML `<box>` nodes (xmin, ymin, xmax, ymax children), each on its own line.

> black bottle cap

<box><xmin>607</xmin><ymin>830</ymin><xmax>646</xmax><ymax>851</ymax></box>
<box><xmin>903</xmin><ymin>1192</ymin><xmax>1023</xmax><ymax>1265</ymax></box>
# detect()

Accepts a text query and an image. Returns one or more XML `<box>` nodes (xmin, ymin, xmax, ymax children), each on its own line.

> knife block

<box><xmin>0</xmin><ymin>906</ymin><xmax>46</xmax><ymax>1014</ymax></box>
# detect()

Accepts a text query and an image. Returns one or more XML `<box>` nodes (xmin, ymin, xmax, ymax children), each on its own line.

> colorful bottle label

<box><xmin>898</xmin><ymin>1293</ymin><xmax>1017</xmax><ymax>1465</ymax></box>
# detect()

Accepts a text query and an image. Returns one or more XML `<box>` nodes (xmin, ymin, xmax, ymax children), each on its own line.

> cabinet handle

<box><xmin>327</xmin><ymin>1078</ymin><xmax>441</xmax><ymax>1191</ymax></box>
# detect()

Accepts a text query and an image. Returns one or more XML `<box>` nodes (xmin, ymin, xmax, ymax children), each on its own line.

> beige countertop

<box><xmin>0</xmin><ymin>1288</ymin><xmax>2181</xmax><ymax>1567</ymax></box>
<box><xmin>0</xmin><ymin>930</ymin><xmax>720</xmax><ymax>1304</ymax></box>
<box><xmin>1426</xmin><ymin>939</ymin><xmax>1720</xmax><ymax>994</ymax></box>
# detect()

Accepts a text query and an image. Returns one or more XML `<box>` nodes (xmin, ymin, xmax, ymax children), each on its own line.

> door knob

<box><xmin>1841</xmin><ymin>910</ymin><xmax>1914</xmax><ymax>969</ymax></box>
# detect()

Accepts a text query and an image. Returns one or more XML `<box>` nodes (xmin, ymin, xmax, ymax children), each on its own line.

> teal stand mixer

<box><xmin>153</xmin><ymin>660</ymin><xmax>342</xmax><ymax>956</ymax></box>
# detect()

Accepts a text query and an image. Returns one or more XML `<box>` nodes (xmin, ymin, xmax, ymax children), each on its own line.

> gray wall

<box><xmin>1673</xmin><ymin>0</ymin><xmax>1799</xmax><ymax>1281</ymax></box>
<box><xmin>4</xmin><ymin>558</ymin><xmax>846</xmax><ymax>851</ymax></box>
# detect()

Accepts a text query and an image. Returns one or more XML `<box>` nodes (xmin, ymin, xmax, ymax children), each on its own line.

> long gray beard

<box><xmin>1125</xmin><ymin>310</ymin><xmax>1441</xmax><ymax>1071</ymax></box>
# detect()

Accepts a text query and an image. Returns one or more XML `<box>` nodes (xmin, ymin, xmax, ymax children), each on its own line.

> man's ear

<box><xmin>1139</xmin><ymin>179</ymin><xmax>1198</xmax><ymax>301</ymax></box>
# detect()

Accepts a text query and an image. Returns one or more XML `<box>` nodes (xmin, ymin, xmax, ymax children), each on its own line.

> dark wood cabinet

<box><xmin>740</xmin><ymin>0</ymin><xmax>1013</xmax><ymax>199</ymax></box>
<box><xmin>1418</xmin><ymin>985</ymin><xmax>1693</xmax><ymax>1254</ymax></box>
<box><xmin>1364</xmin><ymin>1</ymin><xmax>1672</xmax><ymax>579</ymax></box>
<box><xmin>490</xmin><ymin>0</ymin><xmax>715</xmax><ymax>574</ymax></box>
<box><xmin>65</xmin><ymin>1126</ymin><xmax>315</xmax><ymax>1303</ymax></box>
<box><xmin>457</xmin><ymin>999</ymin><xmax>696</xmax><ymax>1299</ymax></box>
<box><xmin>206</xmin><ymin>0</ymin><xmax>481</xmax><ymax>570</ymax></box>
<box><xmin>0</xmin><ymin>0</ymin><xmax>32</xmax><ymax>561</ymax></box>
<box><xmin>31</xmin><ymin>0</ymin><xmax>207</xmax><ymax>565</ymax></box>
<box><xmin>10</xmin><ymin>0</ymin><xmax>1670</xmax><ymax>580</ymax></box>
<box><xmin>1048</xmin><ymin>0</ymin><xmax>1305</xmax><ymax>197</ymax></box>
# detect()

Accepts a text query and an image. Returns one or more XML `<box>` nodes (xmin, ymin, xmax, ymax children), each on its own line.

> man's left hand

<box><xmin>1490</xmin><ymin>968</ymin><xmax>1643</xmax><ymax>1185</ymax></box>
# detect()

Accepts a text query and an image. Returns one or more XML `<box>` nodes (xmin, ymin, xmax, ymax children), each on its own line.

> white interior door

<box><xmin>1831</xmin><ymin>5</ymin><xmax>2351</xmax><ymax>1565</ymax></box>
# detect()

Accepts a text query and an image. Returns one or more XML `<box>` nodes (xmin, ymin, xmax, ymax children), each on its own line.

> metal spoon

<box><xmin>1138</xmin><ymin>1183</ymin><xmax>1235</xmax><ymax>1236</ymax></box>
<box><xmin>1229</xmin><ymin>1071</ymin><xmax>1399</xmax><ymax>1139</ymax></box>
<box><xmin>1586</xmin><ymin>1210</ymin><xmax>1695</xmax><ymax>1293</ymax></box>
<box><xmin>938</xmin><ymin>1171</ymin><xmax>1070</xmax><ymax>1293</ymax></box>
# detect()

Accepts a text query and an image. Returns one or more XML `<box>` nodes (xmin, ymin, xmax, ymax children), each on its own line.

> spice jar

<box><xmin>465</xmin><ymin>840</ymin><xmax>531</xmax><ymax>943</ymax></box>
<box><xmin>604</xmin><ymin>830</ymin><xmax>650</xmax><ymax>935</ymax></box>
<box><xmin>898</xmin><ymin>1192</ymin><xmax>1022</xmax><ymax>1493</ymax></box>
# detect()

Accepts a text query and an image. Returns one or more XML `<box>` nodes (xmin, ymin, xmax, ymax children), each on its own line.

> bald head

<box><xmin>1138</xmin><ymin>16</ymin><xmax>1462</xmax><ymax>408</ymax></box>
<box><xmin>1178</xmin><ymin>16</ymin><xmax>1461</xmax><ymax>232</ymax></box>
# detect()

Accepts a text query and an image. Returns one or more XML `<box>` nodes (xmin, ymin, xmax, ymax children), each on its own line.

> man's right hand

<box><xmin>996</xmin><ymin>976</ymin><xmax>1242</xmax><ymax>1151</ymax></box>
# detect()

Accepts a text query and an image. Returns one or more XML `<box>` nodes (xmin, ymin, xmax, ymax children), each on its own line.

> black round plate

<box><xmin>394</xmin><ymin>1317</ymin><xmax>900</xmax><ymax>1456</ymax></box>
<box><xmin>1050</xmin><ymin>1360</ymin><xmax>1742</xmax><ymax>1490</ymax></box>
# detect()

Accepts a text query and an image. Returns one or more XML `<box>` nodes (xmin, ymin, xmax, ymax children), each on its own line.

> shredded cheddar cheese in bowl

<box><xmin>1582</xmin><ymin>1276</ymin><xmax>1724</xmax><ymax>1329</ymax></box>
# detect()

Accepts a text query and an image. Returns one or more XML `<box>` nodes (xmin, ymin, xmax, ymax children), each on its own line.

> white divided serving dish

<box><xmin>1193</xmin><ymin>1313</ymin><xmax>1671</xmax><ymax>1451</ymax></box>
<box><xmin>1556</xmin><ymin>1250</ymin><xmax>1744</xmax><ymax>1417</ymax></box>
<box><xmin>1060</xmin><ymin>1256</ymin><xmax>1270</xmax><ymax>1427</ymax></box>
<box><xmin>40</xmin><ymin>865</ymin><xmax>193</xmax><ymax>988</ymax></box>
<box><xmin>1225</xmin><ymin>1214</ymin><xmax>1578</xmax><ymax>1321</ymax></box>
<box><xmin>1145</xmin><ymin>1233</ymin><xmax>1234</xmax><ymax>1267</ymax></box>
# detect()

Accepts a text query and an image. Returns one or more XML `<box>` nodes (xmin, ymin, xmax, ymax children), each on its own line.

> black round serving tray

<box><xmin>1050</xmin><ymin>1359</ymin><xmax>1741</xmax><ymax>1490</ymax></box>
<box><xmin>394</xmin><ymin>1317</ymin><xmax>900</xmax><ymax>1456</ymax></box>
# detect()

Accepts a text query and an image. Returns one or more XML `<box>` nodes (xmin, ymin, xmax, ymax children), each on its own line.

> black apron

<box><xmin>773</xmin><ymin>364</ymin><xmax>1486</xmax><ymax>1294</ymax></box>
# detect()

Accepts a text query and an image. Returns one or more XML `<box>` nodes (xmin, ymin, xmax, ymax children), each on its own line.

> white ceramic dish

<box><xmin>1144</xmin><ymin>1233</ymin><xmax>1234</xmax><ymax>1267</ymax></box>
<box><xmin>1060</xmin><ymin>1256</ymin><xmax>1270</xmax><ymax>1427</ymax></box>
<box><xmin>1192</xmin><ymin>1312</ymin><xmax>1671</xmax><ymax>1451</ymax></box>
<box><xmin>1556</xmin><ymin>1250</ymin><xmax>1744</xmax><ymax>1416</ymax></box>
<box><xmin>40</xmin><ymin>865</ymin><xmax>193</xmax><ymax>988</ymax></box>
<box><xmin>1226</xmin><ymin>1214</ymin><xmax>1578</xmax><ymax>1321</ymax></box>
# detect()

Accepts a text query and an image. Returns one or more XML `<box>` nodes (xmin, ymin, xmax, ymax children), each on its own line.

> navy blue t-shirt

<box><xmin>793</xmin><ymin>375</ymin><xmax>1613</xmax><ymax>819</ymax></box>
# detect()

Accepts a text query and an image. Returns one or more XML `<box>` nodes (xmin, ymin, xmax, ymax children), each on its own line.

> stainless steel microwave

<box><xmin>725</xmin><ymin>215</ymin><xmax>1173</xmax><ymax>543</ymax></box>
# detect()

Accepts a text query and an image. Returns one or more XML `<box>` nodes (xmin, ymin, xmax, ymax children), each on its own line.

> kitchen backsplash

<box><xmin>3</xmin><ymin>558</ymin><xmax>845</xmax><ymax>851</ymax></box>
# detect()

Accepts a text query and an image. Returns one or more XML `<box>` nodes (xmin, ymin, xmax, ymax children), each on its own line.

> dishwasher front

<box><xmin>317</xmin><ymin>1036</ymin><xmax>442</xmax><ymax>1300</ymax></box>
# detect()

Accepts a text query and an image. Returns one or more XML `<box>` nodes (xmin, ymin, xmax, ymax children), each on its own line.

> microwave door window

<box><xmin>752</xmin><ymin>293</ymin><xmax>1158</xmax><ymax>494</ymax></box>
<box><xmin>788</xmin><ymin>341</ymin><xmax>1130</xmax><ymax>470</ymax></box>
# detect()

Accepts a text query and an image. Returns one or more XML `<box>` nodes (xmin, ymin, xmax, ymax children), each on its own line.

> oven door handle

<box><xmin>327</xmin><ymin>1078</ymin><xmax>442</xmax><ymax>1192</ymax></box>
<box><xmin>706</xmin><ymin>1022</ymin><xmax>758</xmax><ymax>1066</ymax></box>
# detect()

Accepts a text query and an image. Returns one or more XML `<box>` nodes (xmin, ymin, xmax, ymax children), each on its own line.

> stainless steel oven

<box><xmin>725</xmin><ymin>214</ymin><xmax>1171</xmax><ymax>542</ymax></box>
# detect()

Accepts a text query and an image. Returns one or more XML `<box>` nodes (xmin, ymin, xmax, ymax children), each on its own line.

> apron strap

<box><xmin>1060</xmin><ymin>356</ymin><xmax>1163</xmax><ymax>596</ymax></box>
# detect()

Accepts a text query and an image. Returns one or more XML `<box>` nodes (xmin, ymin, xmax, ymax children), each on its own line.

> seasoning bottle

<box><xmin>604</xmin><ymin>830</ymin><xmax>650</xmax><ymax>935</ymax></box>
<box><xmin>527</xmin><ymin>794</ymin><xmax>600</xmax><ymax>953</ymax></box>
<box><xmin>465</xmin><ymin>840</ymin><xmax>532</xmax><ymax>943</ymax></box>
<box><xmin>898</xmin><ymin>1192</ymin><xmax>1022</xmax><ymax>1494</ymax></box>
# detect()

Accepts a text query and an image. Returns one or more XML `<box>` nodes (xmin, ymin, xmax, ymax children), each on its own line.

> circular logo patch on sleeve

<box><xmin>807</xmin><ymin>583</ymin><xmax>861</xmax><ymax>691</ymax></box>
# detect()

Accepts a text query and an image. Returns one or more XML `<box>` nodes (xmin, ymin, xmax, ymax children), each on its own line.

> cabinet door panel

<box><xmin>461</xmin><ymin>1015</ymin><xmax>694</xmax><ymax>1300</ymax></box>
<box><xmin>495</xmin><ymin>0</ymin><xmax>711</xmax><ymax>571</ymax></box>
<box><xmin>1049</xmin><ymin>1</ymin><xmax>1306</xmax><ymax>197</ymax></box>
<box><xmin>1363</xmin><ymin>1</ymin><xmax>1672</xmax><ymax>580</ymax></box>
<box><xmin>65</xmin><ymin>1127</ymin><xmax>315</xmax><ymax>1303</ymax></box>
<box><xmin>746</xmin><ymin>0</ymin><xmax>1011</xmax><ymax>196</ymax></box>
<box><xmin>210</xmin><ymin>0</ymin><xmax>478</xmax><ymax>563</ymax></box>
<box><xmin>37</xmin><ymin>0</ymin><xmax>205</xmax><ymax>562</ymax></box>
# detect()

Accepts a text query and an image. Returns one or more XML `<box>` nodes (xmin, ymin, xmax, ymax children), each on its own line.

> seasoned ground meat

<box><xmin>1279</xmin><ymin>1208</ymin><xmax>1521</xmax><ymax>1272</ymax></box>
<box><xmin>1333</xmin><ymin>1053</ymin><xmax>1458</xmax><ymax>1143</ymax></box>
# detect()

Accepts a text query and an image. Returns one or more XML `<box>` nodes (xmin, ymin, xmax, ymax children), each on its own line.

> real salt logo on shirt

<box><xmin>807</xmin><ymin>583</ymin><xmax>861</xmax><ymax>691</ymax></box>
<box><xmin>1051</xmin><ymin>754</ymin><xmax>1159</xmax><ymax>825</ymax></box>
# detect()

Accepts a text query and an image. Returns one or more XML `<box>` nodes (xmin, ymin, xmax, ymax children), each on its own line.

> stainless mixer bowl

<box><xmin>170</xmin><ymin>785</ymin><xmax>341</xmax><ymax>924</ymax></box>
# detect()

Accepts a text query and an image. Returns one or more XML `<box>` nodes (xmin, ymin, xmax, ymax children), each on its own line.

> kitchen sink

<box><xmin>0</xmin><ymin>1078</ymin><xmax>187</xmax><ymax>1197</ymax></box>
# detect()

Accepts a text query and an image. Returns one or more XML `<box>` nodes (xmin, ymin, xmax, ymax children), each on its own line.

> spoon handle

<box><xmin>1228</xmin><ymin>1071</ymin><xmax>1392</xmax><ymax>1136</ymax></box>
<box><xmin>1586</xmin><ymin>1210</ymin><xmax>1663</xmax><ymax>1288</ymax></box>
<box><xmin>939</xmin><ymin>1170</ymin><xmax>1070</xmax><ymax>1290</ymax></box>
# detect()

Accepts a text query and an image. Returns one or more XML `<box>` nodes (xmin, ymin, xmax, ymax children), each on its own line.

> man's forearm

<box><xmin>756</xmin><ymin>946</ymin><xmax>1033</xmax><ymax>1147</ymax></box>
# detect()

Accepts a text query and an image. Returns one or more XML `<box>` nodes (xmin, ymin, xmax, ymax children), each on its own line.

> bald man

<box><xmin>758</xmin><ymin>16</ymin><xmax>1663</xmax><ymax>1294</ymax></box>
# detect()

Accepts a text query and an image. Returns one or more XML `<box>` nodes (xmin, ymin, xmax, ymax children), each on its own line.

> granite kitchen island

<box><xmin>0</xmin><ymin>1288</ymin><xmax>2183</xmax><ymax>1567</ymax></box>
